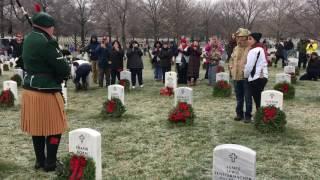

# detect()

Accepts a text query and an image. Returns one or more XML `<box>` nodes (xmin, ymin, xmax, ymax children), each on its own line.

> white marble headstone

<box><xmin>276</xmin><ymin>73</ymin><xmax>291</xmax><ymax>84</ymax></box>
<box><xmin>71</xmin><ymin>64</ymin><xmax>76</xmax><ymax>79</ymax></box>
<box><xmin>213</xmin><ymin>144</ymin><xmax>256</xmax><ymax>180</ymax></box>
<box><xmin>120</xmin><ymin>70</ymin><xmax>132</xmax><ymax>88</ymax></box>
<box><xmin>0</xmin><ymin>63</ymin><xmax>3</xmax><ymax>74</ymax></box>
<box><xmin>108</xmin><ymin>85</ymin><xmax>125</xmax><ymax>104</ymax></box>
<box><xmin>174</xmin><ymin>87</ymin><xmax>192</xmax><ymax>106</ymax></box>
<box><xmin>261</xmin><ymin>90</ymin><xmax>283</xmax><ymax>110</ymax></box>
<box><xmin>284</xmin><ymin>66</ymin><xmax>295</xmax><ymax>74</ymax></box>
<box><xmin>288</xmin><ymin>58</ymin><xmax>298</xmax><ymax>67</ymax></box>
<box><xmin>3</xmin><ymin>80</ymin><xmax>18</xmax><ymax>104</ymax></box>
<box><xmin>69</xmin><ymin>128</ymin><xmax>102</xmax><ymax>180</ymax></box>
<box><xmin>14</xmin><ymin>68</ymin><xmax>24</xmax><ymax>83</ymax></box>
<box><xmin>216</xmin><ymin>72</ymin><xmax>230</xmax><ymax>83</ymax></box>
<box><xmin>165</xmin><ymin>71</ymin><xmax>177</xmax><ymax>89</ymax></box>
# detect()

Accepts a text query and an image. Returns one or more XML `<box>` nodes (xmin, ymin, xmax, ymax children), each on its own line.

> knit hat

<box><xmin>249</xmin><ymin>32</ymin><xmax>262</xmax><ymax>43</ymax></box>
<box><xmin>31</xmin><ymin>3</ymin><xmax>54</xmax><ymax>28</ymax></box>
<box><xmin>236</xmin><ymin>28</ymin><xmax>251</xmax><ymax>37</ymax></box>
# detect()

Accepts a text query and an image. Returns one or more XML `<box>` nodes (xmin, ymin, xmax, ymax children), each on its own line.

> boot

<box><xmin>44</xmin><ymin>134</ymin><xmax>61</xmax><ymax>172</ymax></box>
<box><xmin>32</xmin><ymin>136</ymin><xmax>46</xmax><ymax>169</ymax></box>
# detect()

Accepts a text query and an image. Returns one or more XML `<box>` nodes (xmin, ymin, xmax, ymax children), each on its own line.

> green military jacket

<box><xmin>22</xmin><ymin>28</ymin><xmax>70</xmax><ymax>92</ymax></box>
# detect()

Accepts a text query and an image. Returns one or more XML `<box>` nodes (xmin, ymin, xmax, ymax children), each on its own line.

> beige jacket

<box><xmin>229</xmin><ymin>45</ymin><xmax>251</xmax><ymax>80</ymax></box>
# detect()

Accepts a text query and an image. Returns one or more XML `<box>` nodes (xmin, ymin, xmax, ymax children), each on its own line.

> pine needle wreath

<box><xmin>55</xmin><ymin>153</ymin><xmax>95</xmax><ymax>180</ymax></box>
<box><xmin>9</xmin><ymin>62</ymin><xmax>14</xmax><ymax>68</ymax></box>
<box><xmin>168</xmin><ymin>102</ymin><xmax>195</xmax><ymax>125</ymax></box>
<box><xmin>3</xmin><ymin>64</ymin><xmax>9</xmax><ymax>71</ymax></box>
<box><xmin>10</xmin><ymin>74</ymin><xmax>22</xmax><ymax>87</ymax></box>
<box><xmin>288</xmin><ymin>73</ymin><xmax>297</xmax><ymax>84</ymax></box>
<box><xmin>119</xmin><ymin>79</ymin><xmax>130</xmax><ymax>92</ymax></box>
<box><xmin>101</xmin><ymin>98</ymin><xmax>126</xmax><ymax>118</ymax></box>
<box><xmin>0</xmin><ymin>89</ymin><xmax>15</xmax><ymax>107</ymax></box>
<box><xmin>213</xmin><ymin>80</ymin><xmax>232</xmax><ymax>97</ymax></box>
<box><xmin>274</xmin><ymin>82</ymin><xmax>295</xmax><ymax>99</ymax></box>
<box><xmin>254</xmin><ymin>106</ymin><xmax>287</xmax><ymax>133</ymax></box>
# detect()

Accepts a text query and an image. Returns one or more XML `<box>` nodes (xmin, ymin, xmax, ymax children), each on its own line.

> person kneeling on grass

<box><xmin>300</xmin><ymin>52</ymin><xmax>320</xmax><ymax>81</ymax></box>
<box><xmin>73</xmin><ymin>60</ymin><xmax>92</xmax><ymax>90</ymax></box>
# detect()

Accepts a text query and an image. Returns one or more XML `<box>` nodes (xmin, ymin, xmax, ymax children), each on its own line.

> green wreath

<box><xmin>10</xmin><ymin>74</ymin><xmax>22</xmax><ymax>87</ymax></box>
<box><xmin>168</xmin><ymin>102</ymin><xmax>195</xmax><ymax>125</ymax></box>
<box><xmin>55</xmin><ymin>153</ymin><xmax>95</xmax><ymax>180</ymax></box>
<box><xmin>119</xmin><ymin>79</ymin><xmax>130</xmax><ymax>92</ymax></box>
<box><xmin>213</xmin><ymin>81</ymin><xmax>232</xmax><ymax>97</ymax></box>
<box><xmin>274</xmin><ymin>82</ymin><xmax>295</xmax><ymax>99</ymax></box>
<box><xmin>0</xmin><ymin>90</ymin><xmax>15</xmax><ymax>107</ymax></box>
<box><xmin>101</xmin><ymin>98</ymin><xmax>126</xmax><ymax>118</ymax></box>
<box><xmin>254</xmin><ymin>106</ymin><xmax>287</xmax><ymax>133</ymax></box>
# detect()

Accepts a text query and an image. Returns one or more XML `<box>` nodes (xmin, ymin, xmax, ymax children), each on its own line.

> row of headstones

<box><xmin>69</xmin><ymin>79</ymin><xmax>285</xmax><ymax>180</ymax></box>
<box><xmin>275</xmin><ymin>58</ymin><xmax>299</xmax><ymax>84</ymax></box>
<box><xmin>69</xmin><ymin>130</ymin><xmax>256</xmax><ymax>180</ymax></box>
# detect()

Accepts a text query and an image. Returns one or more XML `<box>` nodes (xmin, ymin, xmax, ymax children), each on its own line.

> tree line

<box><xmin>1</xmin><ymin>0</ymin><xmax>320</xmax><ymax>47</ymax></box>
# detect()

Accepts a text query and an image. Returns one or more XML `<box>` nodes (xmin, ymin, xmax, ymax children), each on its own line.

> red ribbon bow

<box><xmin>69</xmin><ymin>155</ymin><xmax>87</xmax><ymax>180</ymax></box>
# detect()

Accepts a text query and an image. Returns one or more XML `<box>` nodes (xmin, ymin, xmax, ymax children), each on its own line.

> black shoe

<box><xmin>234</xmin><ymin>116</ymin><xmax>243</xmax><ymax>121</ymax></box>
<box><xmin>34</xmin><ymin>161</ymin><xmax>45</xmax><ymax>170</ymax></box>
<box><xmin>243</xmin><ymin>117</ymin><xmax>252</xmax><ymax>123</ymax></box>
<box><xmin>44</xmin><ymin>160</ymin><xmax>57</xmax><ymax>172</ymax></box>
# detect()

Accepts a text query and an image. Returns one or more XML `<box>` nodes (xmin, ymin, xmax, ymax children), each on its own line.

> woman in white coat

<box><xmin>244</xmin><ymin>33</ymin><xmax>268</xmax><ymax>114</ymax></box>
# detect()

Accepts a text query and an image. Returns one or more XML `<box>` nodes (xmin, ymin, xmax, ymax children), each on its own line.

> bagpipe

<box><xmin>14</xmin><ymin>0</ymin><xmax>48</xmax><ymax>27</ymax></box>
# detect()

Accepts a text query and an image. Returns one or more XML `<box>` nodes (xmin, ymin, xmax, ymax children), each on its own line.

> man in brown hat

<box><xmin>229</xmin><ymin>28</ymin><xmax>253</xmax><ymax>123</ymax></box>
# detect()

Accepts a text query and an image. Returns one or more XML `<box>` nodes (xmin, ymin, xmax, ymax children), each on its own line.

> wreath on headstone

<box><xmin>9</xmin><ymin>62</ymin><xmax>14</xmax><ymax>68</ymax></box>
<box><xmin>254</xmin><ymin>105</ymin><xmax>286</xmax><ymax>133</ymax></box>
<box><xmin>0</xmin><ymin>89</ymin><xmax>15</xmax><ymax>107</ymax></box>
<box><xmin>213</xmin><ymin>81</ymin><xmax>232</xmax><ymax>97</ymax></box>
<box><xmin>3</xmin><ymin>64</ymin><xmax>9</xmax><ymax>71</ymax></box>
<box><xmin>101</xmin><ymin>98</ymin><xmax>126</xmax><ymax>118</ymax></box>
<box><xmin>288</xmin><ymin>73</ymin><xmax>297</xmax><ymax>84</ymax></box>
<box><xmin>168</xmin><ymin>102</ymin><xmax>195</xmax><ymax>125</ymax></box>
<box><xmin>55</xmin><ymin>153</ymin><xmax>95</xmax><ymax>180</ymax></box>
<box><xmin>274</xmin><ymin>82</ymin><xmax>295</xmax><ymax>99</ymax></box>
<box><xmin>119</xmin><ymin>79</ymin><xmax>130</xmax><ymax>92</ymax></box>
<box><xmin>160</xmin><ymin>87</ymin><xmax>174</xmax><ymax>96</ymax></box>
<box><xmin>10</xmin><ymin>74</ymin><xmax>23</xmax><ymax>87</ymax></box>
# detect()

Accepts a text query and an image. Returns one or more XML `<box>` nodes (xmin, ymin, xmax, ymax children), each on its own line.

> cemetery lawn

<box><xmin>1</xmin><ymin>58</ymin><xmax>320</xmax><ymax>180</ymax></box>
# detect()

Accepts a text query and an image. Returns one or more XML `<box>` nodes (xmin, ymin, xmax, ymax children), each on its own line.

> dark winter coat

<box><xmin>110</xmin><ymin>48</ymin><xmax>124</xmax><ymax>70</ymax></box>
<box><xmin>95</xmin><ymin>44</ymin><xmax>111</xmax><ymax>69</ymax></box>
<box><xmin>152</xmin><ymin>48</ymin><xmax>161</xmax><ymax>65</ymax></box>
<box><xmin>159</xmin><ymin>48</ymin><xmax>173</xmax><ymax>67</ymax></box>
<box><xmin>126</xmin><ymin>47</ymin><xmax>144</xmax><ymax>69</ymax></box>
<box><xmin>276</xmin><ymin>43</ymin><xmax>285</xmax><ymax>58</ymax></box>
<box><xmin>186</xmin><ymin>46</ymin><xmax>202</xmax><ymax>78</ymax></box>
<box><xmin>297</xmin><ymin>40</ymin><xmax>308</xmax><ymax>53</ymax></box>
<box><xmin>307</xmin><ymin>57</ymin><xmax>320</xmax><ymax>76</ymax></box>
<box><xmin>85</xmin><ymin>35</ymin><xmax>100</xmax><ymax>61</ymax></box>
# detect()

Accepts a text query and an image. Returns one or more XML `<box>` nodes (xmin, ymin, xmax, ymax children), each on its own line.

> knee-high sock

<box><xmin>46</xmin><ymin>134</ymin><xmax>62</xmax><ymax>164</ymax></box>
<box><xmin>32</xmin><ymin>136</ymin><xmax>46</xmax><ymax>164</ymax></box>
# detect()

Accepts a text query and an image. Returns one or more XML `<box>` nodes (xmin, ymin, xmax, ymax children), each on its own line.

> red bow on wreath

<box><xmin>106</xmin><ymin>100</ymin><xmax>116</xmax><ymax>113</ymax></box>
<box><xmin>263</xmin><ymin>107</ymin><xmax>277</xmax><ymax>123</ymax></box>
<box><xmin>69</xmin><ymin>155</ymin><xmax>87</xmax><ymax>180</ymax></box>
<box><xmin>282</xmin><ymin>84</ymin><xmax>289</xmax><ymax>93</ymax></box>
<box><xmin>0</xmin><ymin>90</ymin><xmax>11</xmax><ymax>104</ymax></box>
<box><xmin>160</xmin><ymin>87</ymin><xmax>174</xmax><ymax>96</ymax></box>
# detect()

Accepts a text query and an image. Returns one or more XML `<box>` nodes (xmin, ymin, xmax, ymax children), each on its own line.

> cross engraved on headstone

<box><xmin>79</xmin><ymin>134</ymin><xmax>85</xmax><ymax>143</ymax></box>
<box><xmin>229</xmin><ymin>153</ymin><xmax>237</xmax><ymax>163</ymax></box>
<box><xmin>270</xmin><ymin>93</ymin><xmax>275</xmax><ymax>99</ymax></box>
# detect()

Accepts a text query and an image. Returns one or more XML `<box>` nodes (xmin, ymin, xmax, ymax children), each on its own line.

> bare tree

<box><xmin>71</xmin><ymin>0</ymin><xmax>94</xmax><ymax>48</ymax></box>
<box><xmin>110</xmin><ymin>0</ymin><xmax>130</xmax><ymax>48</ymax></box>
<box><xmin>231</xmin><ymin>0</ymin><xmax>266</xmax><ymax>29</ymax></box>
<box><xmin>138</xmin><ymin>0</ymin><xmax>166</xmax><ymax>41</ymax></box>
